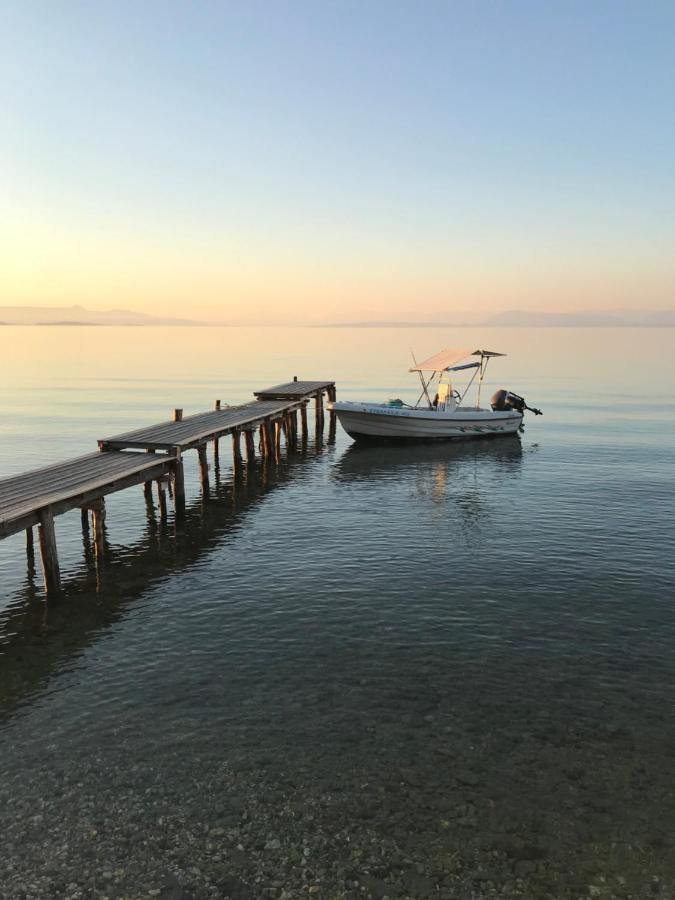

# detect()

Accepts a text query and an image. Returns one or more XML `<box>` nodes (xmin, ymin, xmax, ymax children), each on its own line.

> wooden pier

<box><xmin>0</xmin><ymin>378</ymin><xmax>335</xmax><ymax>598</ymax></box>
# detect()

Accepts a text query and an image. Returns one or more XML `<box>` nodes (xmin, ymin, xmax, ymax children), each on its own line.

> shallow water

<box><xmin>1</xmin><ymin>326</ymin><xmax>674</xmax><ymax>899</ymax></box>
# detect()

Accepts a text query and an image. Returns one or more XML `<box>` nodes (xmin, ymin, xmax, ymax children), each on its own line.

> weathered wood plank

<box><xmin>254</xmin><ymin>380</ymin><xmax>334</xmax><ymax>400</ymax></box>
<box><xmin>0</xmin><ymin>453</ymin><xmax>160</xmax><ymax>507</ymax></box>
<box><xmin>99</xmin><ymin>400</ymin><xmax>305</xmax><ymax>452</ymax></box>
<box><xmin>0</xmin><ymin>451</ymin><xmax>168</xmax><ymax>510</ymax></box>
<box><xmin>0</xmin><ymin>454</ymin><xmax>172</xmax><ymax>518</ymax></box>
<box><xmin>0</xmin><ymin>454</ymin><xmax>173</xmax><ymax>540</ymax></box>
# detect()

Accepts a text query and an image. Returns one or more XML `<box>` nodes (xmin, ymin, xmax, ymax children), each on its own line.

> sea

<box><xmin>1</xmin><ymin>325</ymin><xmax>674</xmax><ymax>900</ymax></box>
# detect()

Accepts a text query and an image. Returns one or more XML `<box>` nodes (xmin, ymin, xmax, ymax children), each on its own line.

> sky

<box><xmin>1</xmin><ymin>0</ymin><xmax>674</xmax><ymax>324</ymax></box>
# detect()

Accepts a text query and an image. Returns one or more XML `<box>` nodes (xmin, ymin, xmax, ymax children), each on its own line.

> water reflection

<box><xmin>334</xmin><ymin>434</ymin><xmax>523</xmax><ymax>482</ymax></box>
<box><xmin>0</xmin><ymin>444</ymin><xmax>326</xmax><ymax>724</ymax></box>
<box><xmin>335</xmin><ymin>436</ymin><xmax>525</xmax><ymax>537</ymax></box>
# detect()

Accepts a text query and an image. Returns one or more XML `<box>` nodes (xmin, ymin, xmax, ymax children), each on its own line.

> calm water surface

<box><xmin>1</xmin><ymin>326</ymin><xmax>674</xmax><ymax>900</ymax></box>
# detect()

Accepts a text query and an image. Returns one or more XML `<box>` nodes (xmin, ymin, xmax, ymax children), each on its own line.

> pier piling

<box><xmin>89</xmin><ymin>499</ymin><xmax>106</xmax><ymax>558</ymax></box>
<box><xmin>232</xmin><ymin>430</ymin><xmax>243</xmax><ymax>473</ymax></box>
<box><xmin>245</xmin><ymin>429</ymin><xmax>256</xmax><ymax>464</ymax></box>
<box><xmin>197</xmin><ymin>445</ymin><xmax>210</xmax><ymax>495</ymax></box>
<box><xmin>172</xmin><ymin>450</ymin><xmax>186</xmax><ymax>516</ymax></box>
<box><xmin>157</xmin><ymin>478</ymin><xmax>168</xmax><ymax>520</ymax></box>
<box><xmin>214</xmin><ymin>400</ymin><xmax>221</xmax><ymax>464</ymax></box>
<box><xmin>26</xmin><ymin>526</ymin><xmax>35</xmax><ymax>561</ymax></box>
<box><xmin>38</xmin><ymin>509</ymin><xmax>61</xmax><ymax>595</ymax></box>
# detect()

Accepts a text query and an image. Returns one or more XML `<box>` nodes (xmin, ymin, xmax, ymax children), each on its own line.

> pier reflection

<box><xmin>0</xmin><ymin>443</ymin><xmax>327</xmax><ymax>724</ymax></box>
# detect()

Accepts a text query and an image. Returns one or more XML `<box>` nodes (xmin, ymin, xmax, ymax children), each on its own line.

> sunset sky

<box><xmin>1</xmin><ymin>1</ymin><xmax>674</xmax><ymax>323</ymax></box>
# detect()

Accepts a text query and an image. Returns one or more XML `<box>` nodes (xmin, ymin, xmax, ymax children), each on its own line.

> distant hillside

<box><xmin>0</xmin><ymin>305</ymin><xmax>203</xmax><ymax>326</ymax></box>
<box><xmin>484</xmin><ymin>310</ymin><xmax>625</xmax><ymax>327</ymax></box>
<box><xmin>320</xmin><ymin>320</ymin><xmax>473</xmax><ymax>328</ymax></box>
<box><xmin>323</xmin><ymin>310</ymin><xmax>675</xmax><ymax>328</ymax></box>
<box><xmin>638</xmin><ymin>310</ymin><xmax>675</xmax><ymax>326</ymax></box>
<box><xmin>483</xmin><ymin>309</ymin><xmax>675</xmax><ymax>327</ymax></box>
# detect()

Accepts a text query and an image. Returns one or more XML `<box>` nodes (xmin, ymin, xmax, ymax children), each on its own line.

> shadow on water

<box><xmin>0</xmin><ymin>442</ymin><xmax>328</xmax><ymax>724</ymax></box>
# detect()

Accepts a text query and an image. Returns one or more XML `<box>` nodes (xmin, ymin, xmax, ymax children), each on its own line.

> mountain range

<box><xmin>324</xmin><ymin>309</ymin><xmax>675</xmax><ymax>328</ymax></box>
<box><xmin>0</xmin><ymin>305</ymin><xmax>673</xmax><ymax>327</ymax></box>
<box><xmin>0</xmin><ymin>305</ymin><xmax>202</xmax><ymax>326</ymax></box>
<box><xmin>482</xmin><ymin>309</ymin><xmax>675</xmax><ymax>327</ymax></box>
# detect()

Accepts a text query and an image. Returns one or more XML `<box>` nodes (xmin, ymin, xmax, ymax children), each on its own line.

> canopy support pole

<box><xmin>415</xmin><ymin>371</ymin><xmax>436</xmax><ymax>409</ymax></box>
<box><xmin>476</xmin><ymin>355</ymin><xmax>490</xmax><ymax>409</ymax></box>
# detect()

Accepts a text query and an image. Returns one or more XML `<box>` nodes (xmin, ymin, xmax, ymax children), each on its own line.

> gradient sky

<box><xmin>1</xmin><ymin>1</ymin><xmax>674</xmax><ymax>323</ymax></box>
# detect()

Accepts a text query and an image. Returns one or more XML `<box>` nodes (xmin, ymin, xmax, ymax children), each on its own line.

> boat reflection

<box><xmin>333</xmin><ymin>433</ymin><xmax>524</xmax><ymax>482</ymax></box>
<box><xmin>333</xmin><ymin>434</ymin><xmax>525</xmax><ymax>535</ymax></box>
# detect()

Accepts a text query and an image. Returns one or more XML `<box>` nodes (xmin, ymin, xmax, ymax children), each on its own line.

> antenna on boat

<box><xmin>472</xmin><ymin>349</ymin><xmax>506</xmax><ymax>408</ymax></box>
<box><xmin>476</xmin><ymin>352</ymin><xmax>488</xmax><ymax>409</ymax></box>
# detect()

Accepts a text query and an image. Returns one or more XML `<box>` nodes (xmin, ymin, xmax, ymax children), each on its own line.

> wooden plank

<box><xmin>0</xmin><ymin>451</ymin><xmax>169</xmax><ymax>510</ymax></box>
<box><xmin>0</xmin><ymin>455</ymin><xmax>173</xmax><ymax>539</ymax></box>
<box><xmin>1</xmin><ymin>463</ymin><xmax>171</xmax><ymax>538</ymax></box>
<box><xmin>99</xmin><ymin>400</ymin><xmax>305</xmax><ymax>452</ymax></box>
<box><xmin>0</xmin><ymin>453</ymin><xmax>173</xmax><ymax>519</ymax></box>
<box><xmin>254</xmin><ymin>380</ymin><xmax>334</xmax><ymax>400</ymax></box>
<box><xmin>1</xmin><ymin>464</ymin><xmax>171</xmax><ymax>522</ymax></box>
<box><xmin>0</xmin><ymin>456</ymin><xmax>141</xmax><ymax>507</ymax></box>
<box><xmin>101</xmin><ymin>401</ymin><xmax>291</xmax><ymax>443</ymax></box>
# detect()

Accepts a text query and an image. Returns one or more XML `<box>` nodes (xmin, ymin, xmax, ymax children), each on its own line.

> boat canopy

<box><xmin>409</xmin><ymin>348</ymin><xmax>472</xmax><ymax>372</ymax></box>
<box><xmin>409</xmin><ymin>348</ymin><xmax>506</xmax><ymax>372</ymax></box>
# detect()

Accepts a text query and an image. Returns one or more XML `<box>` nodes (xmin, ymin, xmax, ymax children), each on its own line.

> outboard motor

<box><xmin>491</xmin><ymin>389</ymin><xmax>542</xmax><ymax>416</ymax></box>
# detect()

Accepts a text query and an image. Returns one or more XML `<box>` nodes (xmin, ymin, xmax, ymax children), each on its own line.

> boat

<box><xmin>327</xmin><ymin>348</ymin><xmax>542</xmax><ymax>442</ymax></box>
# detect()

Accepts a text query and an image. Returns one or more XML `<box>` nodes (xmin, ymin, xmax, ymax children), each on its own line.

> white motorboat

<box><xmin>327</xmin><ymin>347</ymin><xmax>542</xmax><ymax>442</ymax></box>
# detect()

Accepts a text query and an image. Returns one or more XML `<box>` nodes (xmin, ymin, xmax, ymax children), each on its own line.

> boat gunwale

<box><xmin>327</xmin><ymin>401</ymin><xmax>521</xmax><ymax>422</ymax></box>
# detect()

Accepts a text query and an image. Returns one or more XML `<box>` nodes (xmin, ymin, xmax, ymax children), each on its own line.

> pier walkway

<box><xmin>0</xmin><ymin>378</ymin><xmax>335</xmax><ymax>597</ymax></box>
<box><xmin>100</xmin><ymin>399</ymin><xmax>306</xmax><ymax>452</ymax></box>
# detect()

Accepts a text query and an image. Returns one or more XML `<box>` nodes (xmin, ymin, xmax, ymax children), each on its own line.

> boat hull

<box><xmin>327</xmin><ymin>402</ymin><xmax>522</xmax><ymax>441</ymax></box>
